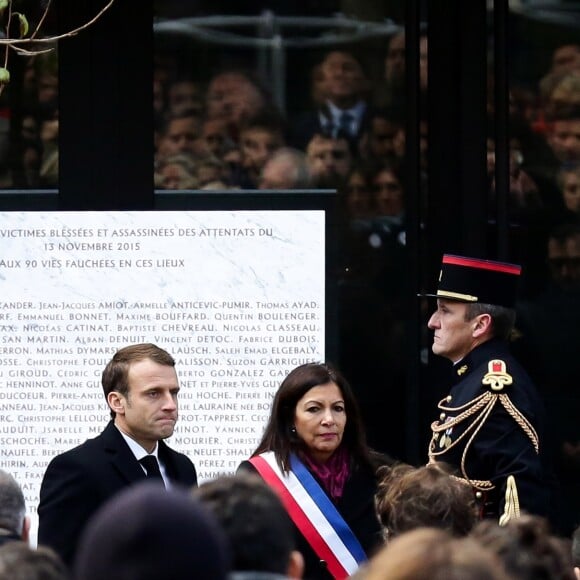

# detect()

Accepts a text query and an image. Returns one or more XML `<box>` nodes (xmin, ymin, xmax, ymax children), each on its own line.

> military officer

<box><xmin>423</xmin><ymin>254</ymin><xmax>552</xmax><ymax>523</ymax></box>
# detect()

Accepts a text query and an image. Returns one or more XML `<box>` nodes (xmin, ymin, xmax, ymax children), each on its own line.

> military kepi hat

<box><xmin>424</xmin><ymin>254</ymin><xmax>522</xmax><ymax>308</ymax></box>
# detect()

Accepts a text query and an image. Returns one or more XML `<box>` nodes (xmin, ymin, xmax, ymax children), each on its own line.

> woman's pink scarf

<box><xmin>302</xmin><ymin>446</ymin><xmax>351</xmax><ymax>501</ymax></box>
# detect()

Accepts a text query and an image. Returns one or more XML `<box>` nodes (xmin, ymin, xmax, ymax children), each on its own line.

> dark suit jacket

<box><xmin>288</xmin><ymin>104</ymin><xmax>372</xmax><ymax>152</ymax></box>
<box><xmin>37</xmin><ymin>421</ymin><xmax>197</xmax><ymax>567</ymax></box>
<box><xmin>238</xmin><ymin>458</ymin><xmax>383</xmax><ymax>580</ymax></box>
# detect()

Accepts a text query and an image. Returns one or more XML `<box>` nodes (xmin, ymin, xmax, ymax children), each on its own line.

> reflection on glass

<box><xmin>1</xmin><ymin>44</ymin><xmax>58</xmax><ymax>189</ymax></box>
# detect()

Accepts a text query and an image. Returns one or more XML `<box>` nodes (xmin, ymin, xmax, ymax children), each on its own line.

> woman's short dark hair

<box><xmin>252</xmin><ymin>362</ymin><xmax>373</xmax><ymax>472</ymax></box>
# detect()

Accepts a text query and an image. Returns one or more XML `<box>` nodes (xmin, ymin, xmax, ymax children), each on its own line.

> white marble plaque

<box><xmin>0</xmin><ymin>210</ymin><xmax>326</xmax><ymax>539</ymax></box>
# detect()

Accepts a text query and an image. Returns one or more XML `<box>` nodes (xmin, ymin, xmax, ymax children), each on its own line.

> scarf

<box><xmin>301</xmin><ymin>446</ymin><xmax>351</xmax><ymax>501</ymax></box>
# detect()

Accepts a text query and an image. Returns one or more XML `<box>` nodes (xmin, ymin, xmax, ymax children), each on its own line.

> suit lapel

<box><xmin>158</xmin><ymin>441</ymin><xmax>180</xmax><ymax>482</ymax></box>
<box><xmin>101</xmin><ymin>421</ymin><xmax>147</xmax><ymax>484</ymax></box>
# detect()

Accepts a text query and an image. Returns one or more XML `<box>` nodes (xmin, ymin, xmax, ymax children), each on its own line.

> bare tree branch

<box><xmin>0</xmin><ymin>0</ymin><xmax>117</xmax><ymax>94</ymax></box>
<box><xmin>0</xmin><ymin>0</ymin><xmax>116</xmax><ymax>45</ymax></box>
<box><xmin>30</xmin><ymin>0</ymin><xmax>53</xmax><ymax>40</ymax></box>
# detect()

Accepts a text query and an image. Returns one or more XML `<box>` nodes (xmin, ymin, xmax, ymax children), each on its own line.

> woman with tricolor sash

<box><xmin>238</xmin><ymin>363</ymin><xmax>392</xmax><ymax>580</ymax></box>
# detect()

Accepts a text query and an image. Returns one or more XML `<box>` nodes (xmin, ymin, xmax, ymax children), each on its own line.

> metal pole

<box><xmin>256</xmin><ymin>11</ymin><xmax>273</xmax><ymax>93</ymax></box>
<box><xmin>271</xmin><ymin>34</ymin><xmax>286</xmax><ymax>115</ymax></box>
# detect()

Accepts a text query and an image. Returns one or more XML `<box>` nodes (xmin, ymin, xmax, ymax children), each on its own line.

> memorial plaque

<box><xmin>0</xmin><ymin>210</ymin><xmax>326</xmax><ymax>539</ymax></box>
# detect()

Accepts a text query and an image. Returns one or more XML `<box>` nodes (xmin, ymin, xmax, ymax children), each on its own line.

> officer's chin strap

<box><xmin>499</xmin><ymin>475</ymin><xmax>520</xmax><ymax>526</ymax></box>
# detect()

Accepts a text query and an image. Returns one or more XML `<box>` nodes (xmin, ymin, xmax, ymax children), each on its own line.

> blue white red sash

<box><xmin>249</xmin><ymin>451</ymin><xmax>367</xmax><ymax>579</ymax></box>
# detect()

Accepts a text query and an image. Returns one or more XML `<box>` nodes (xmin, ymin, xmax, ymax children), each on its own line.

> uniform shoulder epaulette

<box><xmin>481</xmin><ymin>359</ymin><xmax>513</xmax><ymax>392</ymax></box>
<box><xmin>429</xmin><ymin>356</ymin><xmax>539</xmax><ymax>492</ymax></box>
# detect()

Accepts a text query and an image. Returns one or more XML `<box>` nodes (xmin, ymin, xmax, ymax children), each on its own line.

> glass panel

<box><xmin>154</xmin><ymin>0</ymin><xmax>580</xmax><ymax>536</ymax></box>
<box><xmin>0</xmin><ymin>3</ymin><xmax>58</xmax><ymax>189</ymax></box>
<box><xmin>507</xmin><ymin>2</ymin><xmax>580</xmax><ymax>535</ymax></box>
<box><xmin>153</xmin><ymin>2</ymin><xmax>411</xmax><ymax>459</ymax></box>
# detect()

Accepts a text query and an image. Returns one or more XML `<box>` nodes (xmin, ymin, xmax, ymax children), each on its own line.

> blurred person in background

<box><xmin>259</xmin><ymin>147</ymin><xmax>312</xmax><ymax>190</ymax></box>
<box><xmin>557</xmin><ymin>163</ymin><xmax>580</xmax><ymax>219</ymax></box>
<box><xmin>156</xmin><ymin>110</ymin><xmax>207</xmax><ymax>161</ymax></box>
<box><xmin>290</xmin><ymin>50</ymin><xmax>372</xmax><ymax>151</ymax></box>
<box><xmin>205</xmin><ymin>70</ymin><xmax>274</xmax><ymax>140</ymax></box>
<box><xmin>165</xmin><ymin>77</ymin><xmax>204</xmax><ymax>117</ymax></box>
<box><xmin>232</xmin><ymin>112</ymin><xmax>285</xmax><ymax>188</ymax></box>
<box><xmin>154</xmin><ymin>153</ymin><xmax>199</xmax><ymax>190</ymax></box>
<box><xmin>305</xmin><ymin>131</ymin><xmax>354</xmax><ymax>189</ymax></box>
<box><xmin>547</xmin><ymin>107</ymin><xmax>580</xmax><ymax>165</ymax></box>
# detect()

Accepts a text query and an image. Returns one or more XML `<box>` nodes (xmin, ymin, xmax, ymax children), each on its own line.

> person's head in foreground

<box><xmin>375</xmin><ymin>462</ymin><xmax>478</xmax><ymax>541</ymax></box>
<box><xmin>194</xmin><ymin>472</ymin><xmax>304</xmax><ymax>579</ymax></box>
<box><xmin>353</xmin><ymin>527</ymin><xmax>511</xmax><ymax>580</ymax></box>
<box><xmin>73</xmin><ymin>481</ymin><xmax>231</xmax><ymax>580</ymax></box>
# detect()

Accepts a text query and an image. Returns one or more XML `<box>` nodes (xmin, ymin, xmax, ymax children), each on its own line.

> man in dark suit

<box><xmin>289</xmin><ymin>49</ymin><xmax>372</xmax><ymax>151</ymax></box>
<box><xmin>423</xmin><ymin>255</ymin><xmax>553</xmax><ymax>524</ymax></box>
<box><xmin>37</xmin><ymin>343</ymin><xmax>198</xmax><ymax>567</ymax></box>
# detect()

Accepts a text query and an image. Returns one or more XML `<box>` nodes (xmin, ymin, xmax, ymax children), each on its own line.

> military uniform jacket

<box><xmin>428</xmin><ymin>338</ymin><xmax>552</xmax><ymax>520</ymax></box>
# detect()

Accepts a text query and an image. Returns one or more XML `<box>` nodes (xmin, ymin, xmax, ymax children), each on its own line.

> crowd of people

<box><xmin>3</xmin><ymin>23</ymin><xmax>579</xmax><ymax>483</ymax></box>
<box><xmin>1</xmin><ymin>15</ymin><xmax>580</xmax><ymax>580</ymax></box>
<box><xmin>155</xmin><ymin>32</ymin><xmax>580</xmax><ymax>510</ymax></box>
<box><xmin>2</xmin><ymin>466</ymin><xmax>579</xmax><ymax>579</ymax></box>
<box><xmin>151</xmin><ymin>42</ymin><xmax>418</xmax><ymax>235</ymax></box>
<box><xmin>0</xmin><ymin>52</ymin><xmax>60</xmax><ymax>189</ymax></box>
<box><xmin>1</xmin><ymin>251</ymin><xmax>579</xmax><ymax>579</ymax></box>
<box><xmin>150</xmin><ymin>34</ymin><xmax>580</xmax><ymax>242</ymax></box>
<box><xmin>3</xmin><ymin>27</ymin><xmax>580</xmax><ymax>293</ymax></box>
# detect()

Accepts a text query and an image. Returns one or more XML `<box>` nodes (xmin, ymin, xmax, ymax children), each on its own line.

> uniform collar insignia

<box><xmin>482</xmin><ymin>359</ymin><xmax>513</xmax><ymax>391</ymax></box>
<box><xmin>456</xmin><ymin>364</ymin><xmax>468</xmax><ymax>376</ymax></box>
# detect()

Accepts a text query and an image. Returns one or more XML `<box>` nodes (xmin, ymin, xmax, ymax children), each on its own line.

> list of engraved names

<box><xmin>0</xmin><ymin>211</ymin><xmax>325</xmax><ymax>511</ymax></box>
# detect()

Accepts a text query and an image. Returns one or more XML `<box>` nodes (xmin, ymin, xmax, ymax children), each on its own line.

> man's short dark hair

<box><xmin>193</xmin><ymin>473</ymin><xmax>296</xmax><ymax>575</ymax></box>
<box><xmin>101</xmin><ymin>343</ymin><xmax>175</xmax><ymax>418</ymax></box>
<box><xmin>238</xmin><ymin>110</ymin><xmax>286</xmax><ymax>138</ymax></box>
<box><xmin>464</xmin><ymin>302</ymin><xmax>516</xmax><ymax>341</ymax></box>
<box><xmin>309</xmin><ymin>129</ymin><xmax>358</xmax><ymax>163</ymax></box>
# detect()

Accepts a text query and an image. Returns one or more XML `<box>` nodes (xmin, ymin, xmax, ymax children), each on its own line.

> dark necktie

<box><xmin>338</xmin><ymin>111</ymin><xmax>354</xmax><ymax>137</ymax></box>
<box><xmin>140</xmin><ymin>455</ymin><xmax>164</xmax><ymax>485</ymax></box>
